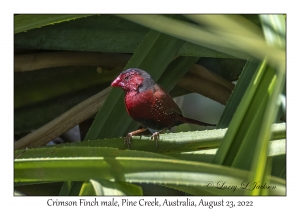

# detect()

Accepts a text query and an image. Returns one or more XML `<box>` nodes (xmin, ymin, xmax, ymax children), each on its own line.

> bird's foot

<box><xmin>150</xmin><ymin>132</ymin><xmax>160</xmax><ymax>148</ymax></box>
<box><xmin>124</xmin><ymin>133</ymin><xmax>132</xmax><ymax>149</ymax></box>
<box><xmin>124</xmin><ymin>128</ymin><xmax>147</xmax><ymax>149</ymax></box>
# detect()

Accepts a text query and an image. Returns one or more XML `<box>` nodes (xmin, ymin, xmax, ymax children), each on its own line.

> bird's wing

<box><xmin>153</xmin><ymin>84</ymin><xmax>182</xmax><ymax>115</ymax></box>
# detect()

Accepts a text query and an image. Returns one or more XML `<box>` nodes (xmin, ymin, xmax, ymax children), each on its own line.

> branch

<box><xmin>14</xmin><ymin>87</ymin><xmax>112</xmax><ymax>150</ymax></box>
<box><xmin>14</xmin><ymin>52</ymin><xmax>131</xmax><ymax>72</ymax></box>
<box><xmin>178</xmin><ymin>64</ymin><xmax>234</xmax><ymax>105</ymax></box>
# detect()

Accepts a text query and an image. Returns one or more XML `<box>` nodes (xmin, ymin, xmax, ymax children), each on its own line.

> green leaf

<box><xmin>14</xmin><ymin>66</ymin><xmax>116</xmax><ymax>109</ymax></box>
<box><xmin>231</xmin><ymin>64</ymin><xmax>276</xmax><ymax>169</ymax></box>
<box><xmin>259</xmin><ymin>157</ymin><xmax>273</xmax><ymax>196</ymax></box>
<box><xmin>79</xmin><ymin>179</ymin><xmax>142</xmax><ymax>196</ymax></box>
<box><xmin>68</xmin><ymin>182</ymin><xmax>84</xmax><ymax>196</ymax></box>
<box><xmin>212</xmin><ymin>59</ymin><xmax>276</xmax><ymax>169</ymax></box>
<box><xmin>14</xmin><ymin>86</ymin><xmax>111</xmax><ymax>150</ymax></box>
<box><xmin>259</xmin><ymin>15</ymin><xmax>286</xmax><ymax>49</ymax></box>
<box><xmin>217</xmin><ymin>60</ymin><xmax>259</xmax><ymax>128</ymax></box>
<box><xmin>14</xmin><ymin>125</ymin><xmax>286</xmax><ymax>196</ymax></box>
<box><xmin>14</xmin><ymin>156</ymin><xmax>285</xmax><ymax>195</ymax></box>
<box><xmin>14</xmin><ymin>14</ymin><xmax>94</xmax><ymax>34</ymax></box>
<box><xmin>14</xmin><ymin>85</ymin><xmax>108</xmax><ymax>133</ymax></box>
<box><xmin>118</xmin><ymin>15</ymin><xmax>285</xmax><ymax>67</ymax></box>
<box><xmin>14</xmin><ymin>190</ymin><xmax>26</xmax><ymax>196</ymax></box>
<box><xmin>59</xmin><ymin>181</ymin><xmax>73</xmax><ymax>196</ymax></box>
<box><xmin>14</xmin><ymin>146</ymin><xmax>174</xmax><ymax>159</ymax></box>
<box><xmin>79</xmin><ymin>180</ymin><xmax>97</xmax><ymax>196</ymax></box>
<box><xmin>210</xmin><ymin>14</ymin><xmax>286</xmax><ymax>196</ymax></box>
<box><xmin>247</xmin><ymin>14</ymin><xmax>286</xmax><ymax>196</ymax></box>
<box><xmin>14</xmin><ymin>123</ymin><xmax>285</xmax><ymax>159</ymax></box>
<box><xmin>15</xmin><ymin>15</ymin><xmax>234</xmax><ymax>58</ymax></box>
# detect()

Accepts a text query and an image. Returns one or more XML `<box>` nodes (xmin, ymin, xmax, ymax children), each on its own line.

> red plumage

<box><xmin>111</xmin><ymin>68</ymin><xmax>215</xmax><ymax>148</ymax></box>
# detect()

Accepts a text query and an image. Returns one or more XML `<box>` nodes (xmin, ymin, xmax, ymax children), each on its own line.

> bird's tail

<box><xmin>177</xmin><ymin>115</ymin><xmax>216</xmax><ymax>127</ymax></box>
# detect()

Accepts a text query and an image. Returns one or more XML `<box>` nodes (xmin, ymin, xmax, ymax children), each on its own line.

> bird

<box><xmin>111</xmin><ymin>68</ymin><xmax>216</xmax><ymax>148</ymax></box>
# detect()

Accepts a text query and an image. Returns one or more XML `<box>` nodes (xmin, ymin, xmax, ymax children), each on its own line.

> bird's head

<box><xmin>111</xmin><ymin>68</ymin><xmax>155</xmax><ymax>92</ymax></box>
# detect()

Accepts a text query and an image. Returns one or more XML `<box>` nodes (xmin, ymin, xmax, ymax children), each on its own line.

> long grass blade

<box><xmin>14</xmin><ymin>14</ymin><xmax>94</xmax><ymax>34</ymax></box>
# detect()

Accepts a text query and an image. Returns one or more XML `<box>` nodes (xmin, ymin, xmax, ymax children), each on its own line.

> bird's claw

<box><xmin>150</xmin><ymin>132</ymin><xmax>160</xmax><ymax>148</ymax></box>
<box><xmin>124</xmin><ymin>133</ymin><xmax>132</xmax><ymax>149</ymax></box>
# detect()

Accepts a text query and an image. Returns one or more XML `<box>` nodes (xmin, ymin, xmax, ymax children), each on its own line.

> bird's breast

<box><xmin>124</xmin><ymin>89</ymin><xmax>178</xmax><ymax>130</ymax></box>
<box><xmin>125</xmin><ymin>90</ymin><xmax>157</xmax><ymax>119</ymax></box>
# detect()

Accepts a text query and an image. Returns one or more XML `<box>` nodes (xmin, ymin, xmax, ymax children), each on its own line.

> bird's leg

<box><xmin>150</xmin><ymin>129</ymin><xmax>166</xmax><ymax>148</ymax></box>
<box><xmin>125</xmin><ymin>128</ymin><xmax>147</xmax><ymax>149</ymax></box>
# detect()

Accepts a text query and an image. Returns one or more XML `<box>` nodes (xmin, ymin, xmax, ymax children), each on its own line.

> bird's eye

<box><xmin>124</xmin><ymin>76</ymin><xmax>129</xmax><ymax>80</ymax></box>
